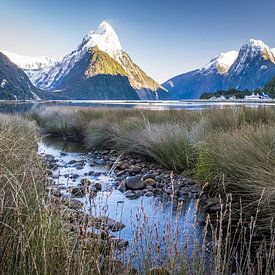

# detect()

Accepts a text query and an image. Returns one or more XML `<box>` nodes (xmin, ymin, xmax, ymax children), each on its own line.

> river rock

<box><xmin>71</xmin><ymin>174</ymin><xmax>79</xmax><ymax>179</ymax></box>
<box><xmin>68</xmin><ymin>160</ymin><xmax>77</xmax><ymax>165</ymax></box>
<box><xmin>144</xmin><ymin>191</ymin><xmax>154</xmax><ymax>197</ymax></box>
<box><xmin>135</xmin><ymin>190</ymin><xmax>145</xmax><ymax>196</ymax></box>
<box><xmin>94</xmin><ymin>182</ymin><xmax>102</xmax><ymax>190</ymax></box>
<box><xmin>144</xmin><ymin>178</ymin><xmax>156</xmax><ymax>187</ymax></box>
<box><xmin>146</xmin><ymin>186</ymin><xmax>154</xmax><ymax>191</ymax></box>
<box><xmin>143</xmin><ymin>173</ymin><xmax>156</xmax><ymax>180</ymax></box>
<box><xmin>155</xmin><ymin>175</ymin><xmax>163</xmax><ymax>183</ymax></box>
<box><xmin>81</xmin><ymin>178</ymin><xmax>91</xmax><ymax>186</ymax></box>
<box><xmin>125</xmin><ymin>176</ymin><xmax>144</xmax><ymax>190</ymax></box>
<box><xmin>125</xmin><ymin>190</ymin><xmax>137</xmax><ymax>199</ymax></box>
<box><xmin>71</xmin><ymin>186</ymin><xmax>85</xmax><ymax>197</ymax></box>
<box><xmin>164</xmin><ymin>188</ymin><xmax>173</xmax><ymax>194</ymax></box>
<box><xmin>75</xmin><ymin>164</ymin><xmax>83</xmax><ymax>170</ymax></box>
<box><xmin>94</xmin><ymin>216</ymin><xmax>125</xmax><ymax>232</ymax></box>
<box><xmin>130</xmin><ymin>165</ymin><xmax>142</xmax><ymax>174</ymax></box>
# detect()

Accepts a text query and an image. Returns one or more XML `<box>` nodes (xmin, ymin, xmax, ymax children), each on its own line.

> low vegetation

<box><xmin>30</xmin><ymin>107</ymin><xmax>275</xmax><ymax>230</ymax></box>
<box><xmin>1</xmin><ymin>108</ymin><xmax>274</xmax><ymax>273</ymax></box>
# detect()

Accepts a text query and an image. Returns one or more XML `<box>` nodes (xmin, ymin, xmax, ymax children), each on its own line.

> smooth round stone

<box><xmin>144</xmin><ymin>191</ymin><xmax>154</xmax><ymax>197</ymax></box>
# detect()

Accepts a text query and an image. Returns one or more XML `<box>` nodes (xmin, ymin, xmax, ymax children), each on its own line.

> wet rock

<box><xmin>164</xmin><ymin>188</ymin><xmax>173</xmax><ymax>194</ymax></box>
<box><xmin>143</xmin><ymin>173</ymin><xmax>156</xmax><ymax>180</ymax></box>
<box><xmin>144</xmin><ymin>178</ymin><xmax>156</xmax><ymax>187</ymax></box>
<box><xmin>88</xmin><ymin>171</ymin><xmax>95</xmax><ymax>176</ymax></box>
<box><xmin>153</xmin><ymin>188</ymin><xmax>162</xmax><ymax>195</ymax></box>
<box><xmin>144</xmin><ymin>191</ymin><xmax>154</xmax><ymax>197</ymax></box>
<box><xmin>124</xmin><ymin>190</ymin><xmax>137</xmax><ymax>199</ymax></box>
<box><xmin>71</xmin><ymin>174</ymin><xmax>79</xmax><ymax>179</ymax></box>
<box><xmin>95</xmin><ymin>159</ymin><xmax>105</xmax><ymax>165</ymax></box>
<box><xmin>45</xmin><ymin>154</ymin><xmax>55</xmax><ymax>162</ymax></box>
<box><xmin>81</xmin><ymin>178</ymin><xmax>91</xmax><ymax>186</ymax></box>
<box><xmin>75</xmin><ymin>164</ymin><xmax>84</xmax><ymax>170</ymax></box>
<box><xmin>155</xmin><ymin>175</ymin><xmax>163</xmax><ymax>183</ymax></box>
<box><xmin>135</xmin><ymin>190</ymin><xmax>145</xmax><ymax>196</ymax></box>
<box><xmin>125</xmin><ymin>176</ymin><xmax>144</xmax><ymax>190</ymax></box>
<box><xmin>94</xmin><ymin>216</ymin><xmax>125</xmax><ymax>232</ymax></box>
<box><xmin>94</xmin><ymin>182</ymin><xmax>102</xmax><ymax>190</ymax></box>
<box><xmin>130</xmin><ymin>165</ymin><xmax>142</xmax><ymax>174</ymax></box>
<box><xmin>60</xmin><ymin>152</ymin><xmax>67</xmax><ymax>156</ymax></box>
<box><xmin>146</xmin><ymin>186</ymin><xmax>154</xmax><ymax>191</ymax></box>
<box><xmin>68</xmin><ymin>160</ymin><xmax>77</xmax><ymax>165</ymax></box>
<box><xmin>71</xmin><ymin>186</ymin><xmax>85</xmax><ymax>197</ymax></box>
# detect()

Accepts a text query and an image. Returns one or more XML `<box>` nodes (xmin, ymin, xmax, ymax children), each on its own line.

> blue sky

<box><xmin>0</xmin><ymin>0</ymin><xmax>275</xmax><ymax>82</ymax></box>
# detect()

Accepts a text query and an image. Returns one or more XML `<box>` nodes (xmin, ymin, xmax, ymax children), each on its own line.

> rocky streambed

<box><xmin>39</xmin><ymin>137</ymin><xmax>210</xmax><ymax>269</ymax></box>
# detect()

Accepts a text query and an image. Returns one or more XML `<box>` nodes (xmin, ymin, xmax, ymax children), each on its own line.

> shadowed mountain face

<box><xmin>0</xmin><ymin>52</ymin><xmax>38</xmax><ymax>100</ymax></box>
<box><xmin>36</xmin><ymin>74</ymin><xmax>139</xmax><ymax>100</ymax></box>
<box><xmin>161</xmin><ymin>39</ymin><xmax>275</xmax><ymax>99</ymax></box>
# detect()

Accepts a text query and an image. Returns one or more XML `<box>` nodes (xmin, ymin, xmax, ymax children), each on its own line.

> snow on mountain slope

<box><xmin>2</xmin><ymin>50</ymin><xmax>58</xmax><ymax>70</ymax></box>
<box><xmin>202</xmin><ymin>50</ymin><xmax>238</xmax><ymax>74</ymax></box>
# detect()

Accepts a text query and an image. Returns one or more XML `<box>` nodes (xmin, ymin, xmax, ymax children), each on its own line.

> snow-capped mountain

<box><xmin>1</xmin><ymin>51</ymin><xmax>58</xmax><ymax>70</ymax></box>
<box><xmin>9</xmin><ymin>21</ymin><xmax>164</xmax><ymax>100</ymax></box>
<box><xmin>2</xmin><ymin>50</ymin><xmax>60</xmax><ymax>88</ymax></box>
<box><xmin>160</xmin><ymin>39</ymin><xmax>275</xmax><ymax>99</ymax></box>
<box><xmin>0</xmin><ymin>52</ymin><xmax>39</xmax><ymax>100</ymax></box>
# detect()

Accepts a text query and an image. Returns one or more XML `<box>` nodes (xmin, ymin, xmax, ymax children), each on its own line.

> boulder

<box><xmin>125</xmin><ymin>176</ymin><xmax>144</xmax><ymax>190</ymax></box>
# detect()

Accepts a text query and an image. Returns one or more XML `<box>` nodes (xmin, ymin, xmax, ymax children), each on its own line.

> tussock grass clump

<box><xmin>121</xmin><ymin>120</ymin><xmax>207</xmax><ymax>171</ymax></box>
<box><xmin>197</xmin><ymin>124</ymin><xmax>275</xmax><ymax>228</ymax></box>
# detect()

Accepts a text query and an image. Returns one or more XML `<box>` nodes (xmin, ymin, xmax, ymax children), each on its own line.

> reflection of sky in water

<box><xmin>0</xmin><ymin>100</ymin><xmax>274</xmax><ymax>114</ymax></box>
<box><xmin>39</xmin><ymin>138</ymin><xmax>206</xmax><ymax>266</ymax></box>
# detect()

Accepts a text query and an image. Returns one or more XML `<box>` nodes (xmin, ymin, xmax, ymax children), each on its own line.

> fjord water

<box><xmin>0</xmin><ymin>99</ymin><xmax>275</xmax><ymax>114</ymax></box>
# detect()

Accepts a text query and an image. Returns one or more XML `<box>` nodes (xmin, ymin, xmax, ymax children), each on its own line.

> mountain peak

<box><xmin>239</xmin><ymin>39</ymin><xmax>275</xmax><ymax>64</ymax></box>
<box><xmin>203</xmin><ymin>50</ymin><xmax>238</xmax><ymax>74</ymax></box>
<box><xmin>242</xmin><ymin>39</ymin><xmax>269</xmax><ymax>51</ymax></box>
<box><xmin>81</xmin><ymin>21</ymin><xmax>122</xmax><ymax>58</ymax></box>
<box><xmin>95</xmin><ymin>21</ymin><xmax>115</xmax><ymax>35</ymax></box>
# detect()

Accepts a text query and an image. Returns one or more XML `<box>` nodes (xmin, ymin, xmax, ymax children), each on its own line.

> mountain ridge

<box><xmin>160</xmin><ymin>39</ymin><xmax>275</xmax><ymax>99</ymax></box>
